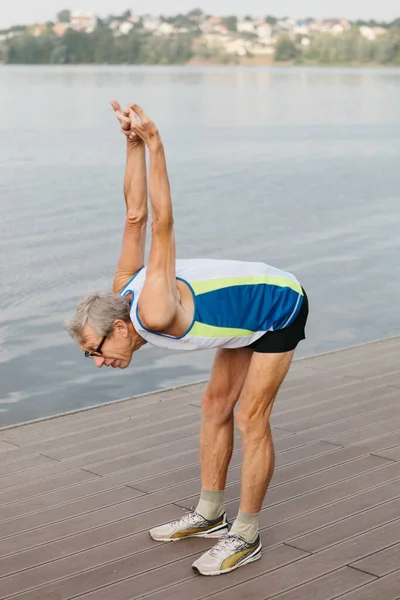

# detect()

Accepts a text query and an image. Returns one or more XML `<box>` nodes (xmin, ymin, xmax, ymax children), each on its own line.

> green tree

<box><xmin>50</xmin><ymin>44</ymin><xmax>67</xmax><ymax>64</ymax></box>
<box><xmin>62</xmin><ymin>29</ymin><xmax>94</xmax><ymax>63</ymax></box>
<box><xmin>57</xmin><ymin>10</ymin><xmax>71</xmax><ymax>23</ymax></box>
<box><xmin>274</xmin><ymin>35</ymin><xmax>299</xmax><ymax>61</ymax></box>
<box><xmin>265</xmin><ymin>15</ymin><xmax>277</xmax><ymax>25</ymax></box>
<box><xmin>5</xmin><ymin>32</ymin><xmax>57</xmax><ymax>63</ymax></box>
<box><xmin>91</xmin><ymin>28</ymin><xmax>116</xmax><ymax>63</ymax></box>
<box><xmin>188</xmin><ymin>8</ymin><xmax>203</xmax><ymax>18</ymax></box>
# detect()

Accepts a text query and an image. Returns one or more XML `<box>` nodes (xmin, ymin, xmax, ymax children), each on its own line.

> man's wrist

<box><xmin>126</xmin><ymin>137</ymin><xmax>144</xmax><ymax>151</ymax></box>
<box><xmin>147</xmin><ymin>131</ymin><xmax>162</xmax><ymax>151</ymax></box>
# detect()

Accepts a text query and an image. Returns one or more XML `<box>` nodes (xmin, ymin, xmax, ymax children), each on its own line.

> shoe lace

<box><xmin>209</xmin><ymin>533</ymin><xmax>243</xmax><ymax>557</ymax></box>
<box><xmin>170</xmin><ymin>507</ymin><xmax>199</xmax><ymax>528</ymax></box>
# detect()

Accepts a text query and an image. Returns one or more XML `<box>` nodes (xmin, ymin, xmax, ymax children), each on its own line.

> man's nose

<box><xmin>93</xmin><ymin>356</ymin><xmax>105</xmax><ymax>368</ymax></box>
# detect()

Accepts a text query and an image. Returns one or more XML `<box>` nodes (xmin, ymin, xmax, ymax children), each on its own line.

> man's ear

<box><xmin>114</xmin><ymin>319</ymin><xmax>130</xmax><ymax>337</ymax></box>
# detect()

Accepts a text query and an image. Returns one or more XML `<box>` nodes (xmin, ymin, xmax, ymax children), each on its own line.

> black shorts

<box><xmin>247</xmin><ymin>288</ymin><xmax>309</xmax><ymax>354</ymax></box>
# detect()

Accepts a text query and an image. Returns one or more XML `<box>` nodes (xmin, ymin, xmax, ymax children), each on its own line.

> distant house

<box><xmin>276</xmin><ymin>18</ymin><xmax>296</xmax><ymax>31</ymax></box>
<box><xmin>318</xmin><ymin>18</ymin><xmax>350</xmax><ymax>35</ymax></box>
<box><xmin>256</xmin><ymin>23</ymin><xmax>273</xmax><ymax>44</ymax></box>
<box><xmin>237</xmin><ymin>20</ymin><xmax>256</xmax><ymax>34</ymax></box>
<box><xmin>119</xmin><ymin>21</ymin><xmax>134</xmax><ymax>35</ymax></box>
<box><xmin>155</xmin><ymin>22</ymin><xmax>175</xmax><ymax>36</ymax></box>
<box><xmin>142</xmin><ymin>17</ymin><xmax>160</xmax><ymax>31</ymax></box>
<box><xmin>70</xmin><ymin>11</ymin><xmax>97</xmax><ymax>33</ymax></box>
<box><xmin>359</xmin><ymin>25</ymin><xmax>387</xmax><ymax>40</ymax></box>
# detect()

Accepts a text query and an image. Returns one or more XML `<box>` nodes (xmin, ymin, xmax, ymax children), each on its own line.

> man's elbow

<box><xmin>151</xmin><ymin>215</ymin><xmax>174</xmax><ymax>232</ymax></box>
<box><xmin>126</xmin><ymin>210</ymin><xmax>148</xmax><ymax>226</ymax></box>
<box><xmin>140</xmin><ymin>312</ymin><xmax>174</xmax><ymax>332</ymax></box>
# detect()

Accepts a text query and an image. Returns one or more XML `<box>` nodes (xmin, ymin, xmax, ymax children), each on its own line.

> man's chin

<box><xmin>118</xmin><ymin>359</ymin><xmax>131</xmax><ymax>369</ymax></box>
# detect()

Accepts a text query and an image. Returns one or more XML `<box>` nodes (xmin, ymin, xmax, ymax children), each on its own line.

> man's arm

<box><xmin>128</xmin><ymin>105</ymin><xmax>178</xmax><ymax>330</ymax></box>
<box><xmin>110</xmin><ymin>101</ymin><xmax>148</xmax><ymax>294</ymax></box>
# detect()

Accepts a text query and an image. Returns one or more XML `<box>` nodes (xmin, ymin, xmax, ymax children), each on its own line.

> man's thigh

<box><xmin>237</xmin><ymin>350</ymin><xmax>295</xmax><ymax>424</ymax></box>
<box><xmin>202</xmin><ymin>347</ymin><xmax>253</xmax><ymax>415</ymax></box>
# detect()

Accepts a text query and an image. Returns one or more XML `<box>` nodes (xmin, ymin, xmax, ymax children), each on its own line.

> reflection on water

<box><xmin>0</xmin><ymin>66</ymin><xmax>399</xmax><ymax>426</ymax></box>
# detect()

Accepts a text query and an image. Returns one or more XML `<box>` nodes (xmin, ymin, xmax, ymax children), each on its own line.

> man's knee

<box><xmin>235</xmin><ymin>393</ymin><xmax>276</xmax><ymax>439</ymax></box>
<box><xmin>201</xmin><ymin>390</ymin><xmax>235</xmax><ymax>425</ymax></box>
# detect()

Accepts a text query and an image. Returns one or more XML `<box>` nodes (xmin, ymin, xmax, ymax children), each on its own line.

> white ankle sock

<box><xmin>230</xmin><ymin>511</ymin><xmax>260</xmax><ymax>543</ymax></box>
<box><xmin>195</xmin><ymin>490</ymin><xmax>225</xmax><ymax>521</ymax></box>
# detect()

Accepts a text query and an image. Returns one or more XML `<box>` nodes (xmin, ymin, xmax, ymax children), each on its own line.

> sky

<box><xmin>1</xmin><ymin>1</ymin><xmax>399</xmax><ymax>28</ymax></box>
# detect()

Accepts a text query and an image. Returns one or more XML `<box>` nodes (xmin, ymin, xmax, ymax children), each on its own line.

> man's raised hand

<box><xmin>110</xmin><ymin>99</ymin><xmax>142</xmax><ymax>144</ymax></box>
<box><xmin>128</xmin><ymin>105</ymin><xmax>160</xmax><ymax>149</ymax></box>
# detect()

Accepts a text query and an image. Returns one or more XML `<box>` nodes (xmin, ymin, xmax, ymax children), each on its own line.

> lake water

<box><xmin>0</xmin><ymin>65</ymin><xmax>399</xmax><ymax>427</ymax></box>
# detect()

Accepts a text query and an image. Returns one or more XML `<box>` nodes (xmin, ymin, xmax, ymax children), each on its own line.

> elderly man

<box><xmin>66</xmin><ymin>102</ymin><xmax>309</xmax><ymax>576</ymax></box>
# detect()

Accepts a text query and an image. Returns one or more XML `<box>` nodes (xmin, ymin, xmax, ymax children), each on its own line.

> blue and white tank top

<box><xmin>119</xmin><ymin>258</ymin><xmax>304</xmax><ymax>351</ymax></box>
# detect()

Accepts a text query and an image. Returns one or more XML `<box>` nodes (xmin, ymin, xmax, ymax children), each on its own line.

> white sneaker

<box><xmin>192</xmin><ymin>533</ymin><xmax>262</xmax><ymax>576</ymax></box>
<box><xmin>149</xmin><ymin>510</ymin><xmax>228</xmax><ymax>542</ymax></box>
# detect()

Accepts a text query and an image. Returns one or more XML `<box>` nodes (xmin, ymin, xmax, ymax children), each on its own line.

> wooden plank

<box><xmin>0</xmin><ymin>477</ymin><xmax>212</xmax><ymax>558</ymax></box>
<box><xmin>83</xmin><ymin>435</ymin><xmax>200</xmax><ymax>477</ymax></box>
<box><xmin>286</xmin><ymin>495</ymin><xmax>400</xmax><ymax>552</ymax></box>
<box><xmin>325</xmin><ymin>414</ymin><xmax>400</xmax><ymax>446</ymax></box>
<box><xmin>334</xmin><ymin>570</ymin><xmax>400</xmax><ymax>600</ymax></box>
<box><xmin>0</xmin><ymin>405</ymin><xmax>199</xmax><ymax>465</ymax></box>
<box><xmin>3</xmin><ymin>395</ymin><xmax>194</xmax><ymax>447</ymax></box>
<box><xmin>274</xmin><ymin>388</ymin><xmax>399</xmax><ymax>432</ymax></box>
<box><xmin>0</xmin><ymin>469</ymin><xmax>98</xmax><ymax>508</ymax></box>
<box><xmin>354</xmin><ymin>432</ymin><xmax>400</xmax><ymax>455</ymax></box>
<box><xmin>272</xmin><ymin>382</ymin><xmax>392</xmax><ymax>423</ymax></box>
<box><xmin>373</xmin><ymin>445</ymin><xmax>400</xmax><ymax>461</ymax></box>
<box><xmin>1</xmin><ymin>387</ymin><xmax>191</xmax><ymax>437</ymax></box>
<box><xmin>299</xmin><ymin>338</ymin><xmax>400</xmax><ymax>370</ymax></box>
<box><xmin>259</xmin><ymin>479</ymin><xmax>400</xmax><ymax>550</ymax></box>
<box><xmin>0</xmin><ymin>454</ymin><xmax>56</xmax><ymax>478</ymax></box>
<box><xmin>351</xmin><ymin>543</ymin><xmax>400</xmax><ymax>577</ymax></box>
<box><xmin>0</xmin><ymin>486</ymin><xmax>143</xmax><ymax>539</ymax></box>
<box><xmin>36</xmin><ymin>544</ymin><xmax>307</xmax><ymax>600</ymax></box>
<box><xmin>266</xmin><ymin>566</ymin><xmax>375</xmax><ymax>600</ymax></box>
<box><xmin>42</xmin><ymin>411</ymin><xmax>200</xmax><ymax>462</ymax></box>
<box><xmin>0</xmin><ymin>505</ymin><xmax>184</xmax><ymax>578</ymax></box>
<box><xmin>0</xmin><ymin>426</ymin><xmax>200</xmax><ymax>491</ymax></box>
<box><xmin>0</xmin><ymin>447</ymin><xmax>205</xmax><ymax>508</ymax></box>
<box><xmin>0</xmin><ymin>533</ymin><xmax>210</xmax><ymax>599</ymax></box>
<box><xmin>282</xmin><ymin>401</ymin><xmax>400</xmax><ymax>437</ymax></box>
<box><xmin>0</xmin><ymin>439</ymin><xmax>19</xmax><ymax>451</ymax></box>
<box><xmin>272</xmin><ymin>445</ymin><xmax>381</xmax><ymax>487</ymax></box>
<box><xmin>242</xmin><ymin>462</ymin><xmax>400</xmax><ymax>535</ymax></box>
<box><xmin>0</xmin><ymin>469</ymin><xmax>151</xmax><ymax>522</ymax></box>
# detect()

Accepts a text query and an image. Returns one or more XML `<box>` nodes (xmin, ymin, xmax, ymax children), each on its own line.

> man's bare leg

<box><xmin>149</xmin><ymin>347</ymin><xmax>252</xmax><ymax>542</ymax></box>
<box><xmin>195</xmin><ymin>347</ymin><xmax>252</xmax><ymax>520</ymax></box>
<box><xmin>229</xmin><ymin>350</ymin><xmax>294</xmax><ymax>541</ymax></box>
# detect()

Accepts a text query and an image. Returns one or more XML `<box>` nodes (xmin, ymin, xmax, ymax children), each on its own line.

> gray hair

<box><xmin>64</xmin><ymin>292</ymin><xmax>131</xmax><ymax>344</ymax></box>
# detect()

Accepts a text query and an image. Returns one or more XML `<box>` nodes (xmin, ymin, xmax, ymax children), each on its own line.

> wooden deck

<box><xmin>0</xmin><ymin>337</ymin><xmax>400</xmax><ymax>600</ymax></box>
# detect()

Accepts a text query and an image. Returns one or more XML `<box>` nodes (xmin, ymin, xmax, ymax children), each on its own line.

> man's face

<box><xmin>80</xmin><ymin>321</ymin><xmax>135</xmax><ymax>369</ymax></box>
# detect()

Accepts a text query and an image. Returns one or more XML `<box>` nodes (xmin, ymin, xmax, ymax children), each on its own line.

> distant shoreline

<box><xmin>1</xmin><ymin>60</ymin><xmax>399</xmax><ymax>68</ymax></box>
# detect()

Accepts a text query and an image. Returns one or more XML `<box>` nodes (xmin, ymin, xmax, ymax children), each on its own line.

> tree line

<box><xmin>1</xmin><ymin>26</ymin><xmax>400</xmax><ymax>65</ymax></box>
<box><xmin>275</xmin><ymin>28</ymin><xmax>400</xmax><ymax>64</ymax></box>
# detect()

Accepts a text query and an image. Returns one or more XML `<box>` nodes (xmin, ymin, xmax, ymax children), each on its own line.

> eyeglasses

<box><xmin>84</xmin><ymin>336</ymin><xmax>107</xmax><ymax>359</ymax></box>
